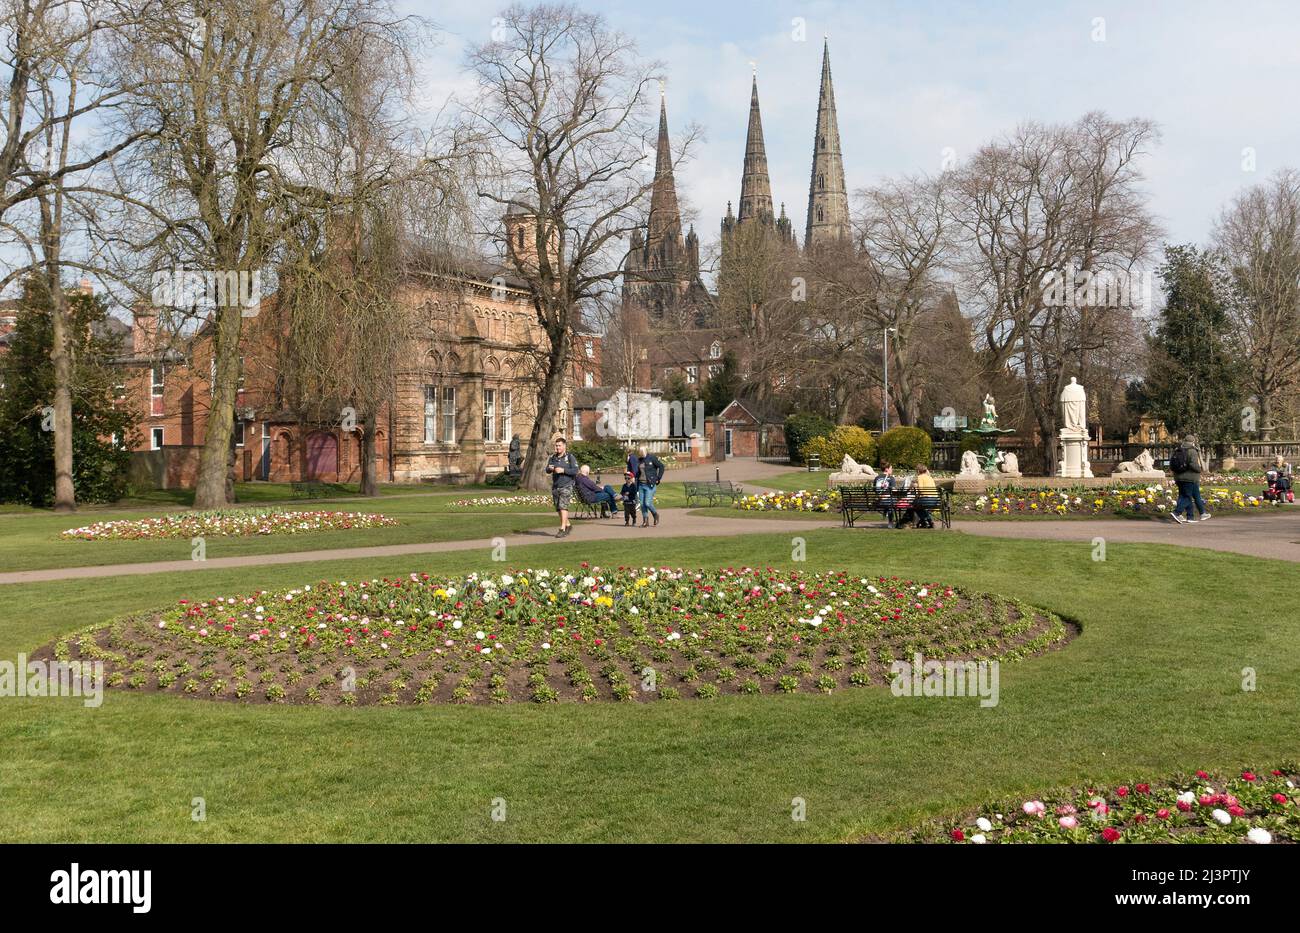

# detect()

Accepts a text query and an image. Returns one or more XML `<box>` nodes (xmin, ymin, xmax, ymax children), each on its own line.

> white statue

<box><xmin>828</xmin><ymin>454</ymin><xmax>876</xmax><ymax>488</ymax></box>
<box><xmin>959</xmin><ymin>450</ymin><xmax>982</xmax><ymax>476</ymax></box>
<box><xmin>1114</xmin><ymin>448</ymin><xmax>1161</xmax><ymax>477</ymax></box>
<box><xmin>1060</xmin><ymin>377</ymin><xmax>1087</xmax><ymax>434</ymax></box>
<box><xmin>981</xmin><ymin>394</ymin><xmax>998</xmax><ymax>426</ymax></box>
<box><xmin>998</xmin><ymin>452</ymin><xmax>1020</xmax><ymax>475</ymax></box>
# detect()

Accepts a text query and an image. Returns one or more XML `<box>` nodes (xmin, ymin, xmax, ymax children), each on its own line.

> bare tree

<box><xmin>276</xmin><ymin>20</ymin><xmax>471</xmax><ymax>495</ymax></box>
<box><xmin>949</xmin><ymin>112</ymin><xmax>1161</xmax><ymax>467</ymax></box>
<box><xmin>466</xmin><ymin>3</ymin><xmax>675</xmax><ymax>490</ymax></box>
<box><xmin>100</xmin><ymin>0</ymin><xmax>415</xmax><ymax>509</ymax></box>
<box><xmin>1</xmin><ymin>0</ymin><xmax>145</xmax><ymax>510</ymax></box>
<box><xmin>1213</xmin><ymin>168</ymin><xmax>1300</xmax><ymax>441</ymax></box>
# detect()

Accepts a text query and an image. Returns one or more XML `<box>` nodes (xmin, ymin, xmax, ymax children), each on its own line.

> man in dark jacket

<box><xmin>635</xmin><ymin>444</ymin><xmax>664</xmax><ymax>526</ymax></box>
<box><xmin>1171</xmin><ymin>434</ymin><xmax>1210</xmax><ymax>523</ymax></box>
<box><xmin>575</xmin><ymin>465</ymin><xmax>618</xmax><ymax>518</ymax></box>
<box><xmin>545</xmin><ymin>437</ymin><xmax>579</xmax><ymax>537</ymax></box>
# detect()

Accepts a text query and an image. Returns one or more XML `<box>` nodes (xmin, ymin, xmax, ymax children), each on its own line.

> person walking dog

<box><xmin>1170</xmin><ymin>434</ymin><xmax>1210</xmax><ymax>523</ymax></box>
<box><xmin>635</xmin><ymin>444</ymin><xmax>664</xmax><ymax>527</ymax></box>
<box><xmin>545</xmin><ymin>437</ymin><xmax>579</xmax><ymax>537</ymax></box>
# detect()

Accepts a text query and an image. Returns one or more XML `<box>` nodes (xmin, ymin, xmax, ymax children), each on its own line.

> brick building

<box><xmin>119</xmin><ymin>253</ymin><xmax>599</xmax><ymax>489</ymax></box>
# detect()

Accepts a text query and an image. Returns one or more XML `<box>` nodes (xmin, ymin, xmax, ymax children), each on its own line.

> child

<box><xmin>620</xmin><ymin>471</ymin><xmax>639</xmax><ymax>525</ymax></box>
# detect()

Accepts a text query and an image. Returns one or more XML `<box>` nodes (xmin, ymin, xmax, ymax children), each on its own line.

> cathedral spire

<box><xmin>805</xmin><ymin>39</ymin><xmax>849</xmax><ymax>249</ymax></box>
<box><xmin>737</xmin><ymin>75</ymin><xmax>775</xmax><ymax>225</ymax></box>
<box><xmin>646</xmin><ymin>94</ymin><xmax>683</xmax><ymax>256</ymax></box>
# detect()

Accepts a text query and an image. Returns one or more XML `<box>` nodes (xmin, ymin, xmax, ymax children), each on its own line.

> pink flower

<box><xmin>1273</xmin><ymin>793</ymin><xmax>1289</xmax><ymax>805</ymax></box>
<box><xmin>1242</xmin><ymin>771</ymin><xmax>1257</xmax><ymax>782</ymax></box>
<box><xmin>1101</xmin><ymin>827</ymin><xmax>1122</xmax><ymax>842</ymax></box>
<box><xmin>1059</xmin><ymin>816</ymin><xmax>1078</xmax><ymax>829</ymax></box>
<box><xmin>1022</xmin><ymin>800</ymin><xmax>1046</xmax><ymax>817</ymax></box>
<box><xmin>1116</xmin><ymin>786</ymin><xmax>1129</xmax><ymax>797</ymax></box>
<box><xmin>1156</xmin><ymin>808</ymin><xmax>1171</xmax><ymax>819</ymax></box>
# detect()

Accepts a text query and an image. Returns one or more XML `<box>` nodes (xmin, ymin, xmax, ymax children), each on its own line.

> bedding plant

<box><xmin>45</xmin><ymin>566</ymin><xmax>1070</xmax><ymax>706</ymax></box>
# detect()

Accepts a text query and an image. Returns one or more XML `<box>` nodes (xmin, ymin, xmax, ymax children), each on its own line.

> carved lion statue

<box><xmin>959</xmin><ymin>449</ymin><xmax>982</xmax><ymax>476</ymax></box>
<box><xmin>998</xmin><ymin>452</ymin><xmax>1020</xmax><ymax>474</ymax></box>
<box><xmin>1114</xmin><ymin>448</ymin><xmax>1159</xmax><ymax>474</ymax></box>
<box><xmin>840</xmin><ymin>455</ymin><xmax>877</xmax><ymax>477</ymax></box>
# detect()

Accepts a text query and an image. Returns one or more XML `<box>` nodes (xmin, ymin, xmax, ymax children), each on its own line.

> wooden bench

<box><xmin>683</xmin><ymin>480</ymin><xmax>744</xmax><ymax>507</ymax></box>
<box><xmin>838</xmin><ymin>484</ymin><xmax>951</xmax><ymax>529</ymax></box>
<box><xmin>290</xmin><ymin>481</ymin><xmax>326</xmax><ymax>499</ymax></box>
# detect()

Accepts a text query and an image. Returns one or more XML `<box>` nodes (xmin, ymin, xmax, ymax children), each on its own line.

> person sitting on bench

<box><xmin>575</xmin><ymin>464</ymin><xmax>618</xmax><ymax>518</ymax></box>
<box><xmin>896</xmin><ymin>464</ymin><xmax>939</xmax><ymax>529</ymax></box>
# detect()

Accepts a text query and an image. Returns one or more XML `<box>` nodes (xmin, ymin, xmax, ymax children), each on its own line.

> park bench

<box><xmin>683</xmin><ymin>480</ymin><xmax>744</xmax><ymax>507</ymax></box>
<box><xmin>291</xmin><ymin>481</ymin><xmax>326</xmax><ymax>499</ymax></box>
<box><xmin>838</xmin><ymin>483</ymin><xmax>951</xmax><ymax>530</ymax></box>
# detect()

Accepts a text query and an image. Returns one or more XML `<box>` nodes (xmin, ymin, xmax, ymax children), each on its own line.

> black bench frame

<box><xmin>683</xmin><ymin>480</ymin><xmax>744</xmax><ymax>507</ymax></box>
<box><xmin>291</xmin><ymin>481</ymin><xmax>326</xmax><ymax>499</ymax></box>
<box><xmin>838</xmin><ymin>483</ymin><xmax>951</xmax><ymax>529</ymax></box>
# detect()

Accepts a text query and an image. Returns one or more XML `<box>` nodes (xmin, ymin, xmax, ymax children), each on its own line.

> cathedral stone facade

<box><xmin>624</xmin><ymin>40</ymin><xmax>852</xmax><ymax>392</ymax></box>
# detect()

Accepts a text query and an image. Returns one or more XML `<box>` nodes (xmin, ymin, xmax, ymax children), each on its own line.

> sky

<box><xmin>410</xmin><ymin>0</ymin><xmax>1300</xmax><ymax>256</ymax></box>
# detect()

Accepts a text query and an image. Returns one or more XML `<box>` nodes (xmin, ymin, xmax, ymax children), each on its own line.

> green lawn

<box><xmin>1</xmin><ymin>526</ymin><xmax>1296</xmax><ymax>842</ymax></box>
<box><xmin>0</xmin><ymin>495</ymin><xmax>556</xmax><ymax>572</ymax></box>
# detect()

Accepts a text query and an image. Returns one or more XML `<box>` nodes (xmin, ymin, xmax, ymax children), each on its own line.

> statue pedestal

<box><xmin>953</xmin><ymin>474</ymin><xmax>988</xmax><ymax>494</ymax></box>
<box><xmin>1057</xmin><ymin>430</ymin><xmax>1093</xmax><ymax>479</ymax></box>
<box><xmin>1110</xmin><ymin>470</ymin><xmax>1165</xmax><ymax>482</ymax></box>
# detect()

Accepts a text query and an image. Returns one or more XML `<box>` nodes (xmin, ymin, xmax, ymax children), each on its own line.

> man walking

<box><xmin>635</xmin><ymin>444</ymin><xmax>664</xmax><ymax>527</ymax></box>
<box><xmin>545</xmin><ymin>436</ymin><xmax>579</xmax><ymax>537</ymax></box>
<box><xmin>1171</xmin><ymin>433</ymin><xmax>1210</xmax><ymax>523</ymax></box>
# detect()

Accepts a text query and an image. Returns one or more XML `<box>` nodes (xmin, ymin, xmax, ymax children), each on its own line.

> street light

<box><xmin>882</xmin><ymin>326</ymin><xmax>897</xmax><ymax>432</ymax></box>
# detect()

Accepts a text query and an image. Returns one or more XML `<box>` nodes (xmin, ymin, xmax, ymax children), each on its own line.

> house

<box><xmin>708</xmin><ymin>396</ymin><xmax>788</xmax><ymax>459</ymax></box>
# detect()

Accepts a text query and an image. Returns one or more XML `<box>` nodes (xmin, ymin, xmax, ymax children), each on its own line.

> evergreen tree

<box><xmin>0</xmin><ymin>279</ymin><xmax>137</xmax><ymax>506</ymax></box>
<box><xmin>701</xmin><ymin>350</ymin><xmax>741</xmax><ymax>417</ymax></box>
<box><xmin>1145</xmin><ymin>245</ymin><xmax>1249</xmax><ymax>454</ymax></box>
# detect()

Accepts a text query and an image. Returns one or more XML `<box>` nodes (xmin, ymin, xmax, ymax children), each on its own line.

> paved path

<box><xmin>953</xmin><ymin>513</ymin><xmax>1300</xmax><ymax>563</ymax></box>
<box><xmin>7</xmin><ymin>501</ymin><xmax>1294</xmax><ymax>587</ymax></box>
<box><xmin>0</xmin><ymin>508</ymin><xmax>829</xmax><ymax>585</ymax></box>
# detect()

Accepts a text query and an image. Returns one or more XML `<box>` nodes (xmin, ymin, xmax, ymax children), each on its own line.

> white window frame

<box><xmin>423</xmin><ymin>385</ymin><xmax>437</xmax><ymax>444</ymax></box>
<box><xmin>500</xmin><ymin>390</ymin><xmax>512</xmax><ymax>442</ymax></box>
<box><xmin>150</xmin><ymin>427</ymin><xmax>164</xmax><ymax>450</ymax></box>
<box><xmin>686</xmin><ymin>366</ymin><xmax>698</xmax><ymax>384</ymax></box>
<box><xmin>151</xmin><ymin>365</ymin><xmax>164</xmax><ymax>397</ymax></box>
<box><xmin>441</xmin><ymin>386</ymin><xmax>456</xmax><ymax>444</ymax></box>
<box><xmin>710</xmin><ymin>341</ymin><xmax>722</xmax><ymax>359</ymax></box>
<box><xmin>483</xmin><ymin>388</ymin><xmax>497</xmax><ymax>443</ymax></box>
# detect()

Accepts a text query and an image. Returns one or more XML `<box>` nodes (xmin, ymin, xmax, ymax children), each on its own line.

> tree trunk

<box><xmin>194</xmin><ymin>301</ymin><xmax>244</xmax><ymax>509</ymax></box>
<box><xmin>40</xmin><ymin>197</ymin><xmax>76</xmax><ymax>512</ymax></box>
<box><xmin>520</xmin><ymin>324</ymin><xmax>571</xmax><ymax>491</ymax></box>
<box><xmin>47</xmin><ymin>275</ymin><xmax>76</xmax><ymax>512</ymax></box>
<box><xmin>360</xmin><ymin>411</ymin><xmax>378</xmax><ymax>497</ymax></box>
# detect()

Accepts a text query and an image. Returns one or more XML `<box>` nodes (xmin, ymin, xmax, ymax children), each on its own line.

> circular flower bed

<box><xmin>60</xmin><ymin>509</ymin><xmax>399</xmax><ymax>540</ymax></box>
<box><xmin>736</xmin><ymin>490</ymin><xmax>840</xmax><ymax>512</ymax></box>
<box><xmin>449</xmin><ymin>494</ymin><xmax>551</xmax><ymax>508</ymax></box>
<box><xmin>907</xmin><ymin>767</ymin><xmax>1300</xmax><ymax>844</ymax></box>
<box><xmin>960</xmin><ymin>485</ymin><xmax>1283</xmax><ymax>518</ymax></box>
<box><xmin>46</xmin><ymin>566</ymin><xmax>1070</xmax><ymax>706</ymax></box>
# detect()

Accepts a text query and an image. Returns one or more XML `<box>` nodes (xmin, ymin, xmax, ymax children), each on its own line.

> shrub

<box><xmin>784</xmin><ymin>412</ymin><xmax>834</xmax><ymax>465</ymax></box>
<box><xmin>878</xmin><ymin>426</ymin><xmax>933</xmax><ymax>469</ymax></box>
<box><xmin>569</xmin><ymin>439</ymin><xmax>626</xmax><ymax>470</ymax></box>
<box><xmin>802</xmin><ymin>425</ymin><xmax>876</xmax><ymax>468</ymax></box>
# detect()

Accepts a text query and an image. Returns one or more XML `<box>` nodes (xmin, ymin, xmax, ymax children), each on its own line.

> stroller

<box><xmin>1264</xmin><ymin>469</ymin><xmax>1294</xmax><ymax>503</ymax></box>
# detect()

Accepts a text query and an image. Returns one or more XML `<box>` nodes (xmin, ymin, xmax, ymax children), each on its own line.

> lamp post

<box><xmin>881</xmin><ymin>326</ymin><xmax>897</xmax><ymax>431</ymax></box>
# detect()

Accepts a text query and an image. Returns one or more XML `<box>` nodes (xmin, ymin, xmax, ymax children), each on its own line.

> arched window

<box><xmin>820</xmin><ymin>135</ymin><xmax>826</xmax><ymax>150</ymax></box>
<box><xmin>516</xmin><ymin>228</ymin><xmax>525</xmax><ymax>251</ymax></box>
<box><xmin>818</xmin><ymin>173</ymin><xmax>825</xmax><ymax>191</ymax></box>
<box><xmin>817</xmin><ymin>207</ymin><xmax>824</xmax><ymax>222</ymax></box>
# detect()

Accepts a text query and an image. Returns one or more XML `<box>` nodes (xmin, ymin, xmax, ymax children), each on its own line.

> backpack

<box><xmin>1169</xmin><ymin>447</ymin><xmax>1191</xmax><ymax>474</ymax></box>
